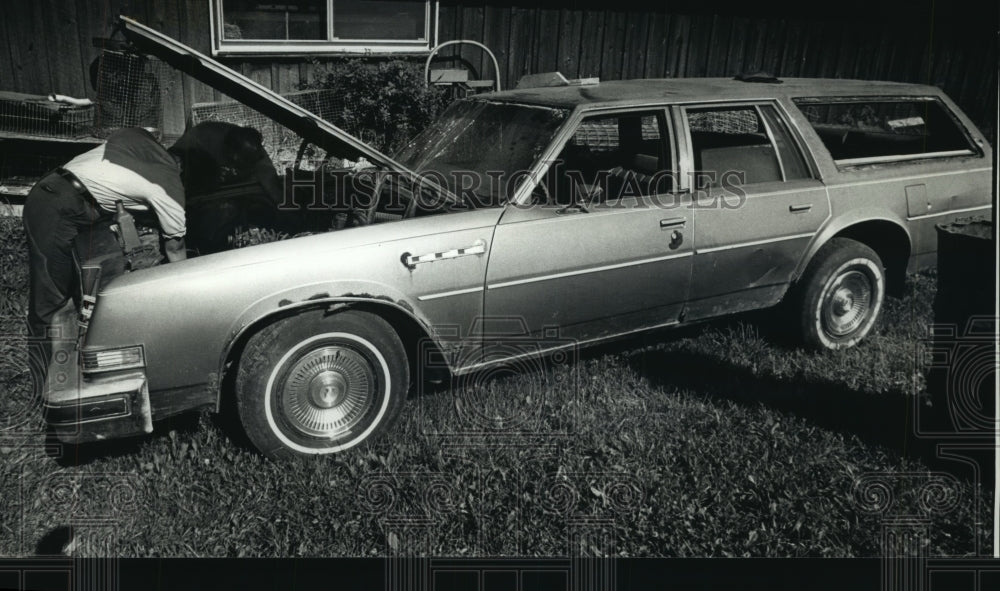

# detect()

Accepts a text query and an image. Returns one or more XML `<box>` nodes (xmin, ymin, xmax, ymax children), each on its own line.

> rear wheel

<box><xmin>235</xmin><ymin>310</ymin><xmax>408</xmax><ymax>459</ymax></box>
<box><xmin>795</xmin><ymin>238</ymin><xmax>886</xmax><ymax>350</ymax></box>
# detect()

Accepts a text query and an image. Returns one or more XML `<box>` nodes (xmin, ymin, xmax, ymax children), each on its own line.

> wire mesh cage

<box><xmin>571</xmin><ymin>117</ymin><xmax>662</xmax><ymax>150</ymax></box>
<box><xmin>0</xmin><ymin>49</ymin><xmax>174</xmax><ymax>143</ymax></box>
<box><xmin>191</xmin><ymin>89</ymin><xmax>359</xmax><ymax>170</ymax></box>
<box><xmin>0</xmin><ymin>50</ymin><xmax>174</xmax><ymax>196</ymax></box>
<box><xmin>91</xmin><ymin>50</ymin><xmax>175</xmax><ymax>139</ymax></box>
<box><xmin>687</xmin><ymin>109</ymin><xmax>761</xmax><ymax>135</ymax></box>
<box><xmin>0</xmin><ymin>91</ymin><xmax>95</xmax><ymax>139</ymax></box>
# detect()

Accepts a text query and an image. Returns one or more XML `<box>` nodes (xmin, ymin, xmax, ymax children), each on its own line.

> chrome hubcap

<box><xmin>308</xmin><ymin>371</ymin><xmax>348</xmax><ymax>409</ymax></box>
<box><xmin>279</xmin><ymin>345</ymin><xmax>376</xmax><ymax>439</ymax></box>
<box><xmin>822</xmin><ymin>270</ymin><xmax>873</xmax><ymax>337</ymax></box>
<box><xmin>831</xmin><ymin>288</ymin><xmax>854</xmax><ymax>316</ymax></box>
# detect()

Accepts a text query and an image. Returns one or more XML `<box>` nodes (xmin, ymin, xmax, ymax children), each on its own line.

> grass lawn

<box><xmin>0</xmin><ymin>212</ymin><xmax>992</xmax><ymax>558</ymax></box>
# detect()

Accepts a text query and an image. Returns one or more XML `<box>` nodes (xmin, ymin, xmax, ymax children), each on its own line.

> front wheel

<box><xmin>794</xmin><ymin>238</ymin><xmax>886</xmax><ymax>351</ymax></box>
<box><xmin>235</xmin><ymin>310</ymin><xmax>409</xmax><ymax>459</ymax></box>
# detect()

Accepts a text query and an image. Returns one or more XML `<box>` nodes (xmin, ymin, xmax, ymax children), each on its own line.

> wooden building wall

<box><xmin>0</xmin><ymin>1</ymin><xmax>995</xmax><ymax>140</ymax></box>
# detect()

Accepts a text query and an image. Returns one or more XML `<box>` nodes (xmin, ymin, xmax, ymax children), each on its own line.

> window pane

<box><xmin>571</xmin><ymin>116</ymin><xmax>661</xmax><ymax>150</ymax></box>
<box><xmin>688</xmin><ymin>106</ymin><xmax>782</xmax><ymax>186</ymax></box>
<box><xmin>792</xmin><ymin>98</ymin><xmax>975</xmax><ymax>161</ymax></box>
<box><xmin>759</xmin><ymin>105</ymin><xmax>811</xmax><ymax>181</ymax></box>
<box><xmin>334</xmin><ymin>0</ymin><xmax>426</xmax><ymax>40</ymax></box>
<box><xmin>222</xmin><ymin>0</ymin><xmax>327</xmax><ymax>40</ymax></box>
<box><xmin>394</xmin><ymin>100</ymin><xmax>569</xmax><ymax>205</ymax></box>
<box><xmin>547</xmin><ymin>112</ymin><xmax>672</xmax><ymax>203</ymax></box>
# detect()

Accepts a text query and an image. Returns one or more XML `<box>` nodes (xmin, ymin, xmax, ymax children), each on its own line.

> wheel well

<box><xmin>217</xmin><ymin>301</ymin><xmax>444</xmax><ymax>411</ymax></box>
<box><xmin>832</xmin><ymin>221</ymin><xmax>911</xmax><ymax>297</ymax></box>
<box><xmin>348</xmin><ymin>301</ymin><xmax>445</xmax><ymax>385</ymax></box>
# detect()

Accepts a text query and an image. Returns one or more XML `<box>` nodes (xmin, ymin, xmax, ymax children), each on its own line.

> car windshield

<box><xmin>394</xmin><ymin>100</ymin><xmax>569</xmax><ymax>205</ymax></box>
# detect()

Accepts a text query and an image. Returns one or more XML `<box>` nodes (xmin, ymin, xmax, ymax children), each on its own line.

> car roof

<box><xmin>478</xmin><ymin>78</ymin><xmax>943</xmax><ymax>109</ymax></box>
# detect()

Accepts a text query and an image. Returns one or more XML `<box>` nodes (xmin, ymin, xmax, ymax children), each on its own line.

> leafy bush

<box><xmin>302</xmin><ymin>59</ymin><xmax>449</xmax><ymax>154</ymax></box>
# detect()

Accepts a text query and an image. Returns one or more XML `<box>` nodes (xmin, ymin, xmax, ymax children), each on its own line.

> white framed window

<box><xmin>210</xmin><ymin>0</ymin><xmax>437</xmax><ymax>55</ymax></box>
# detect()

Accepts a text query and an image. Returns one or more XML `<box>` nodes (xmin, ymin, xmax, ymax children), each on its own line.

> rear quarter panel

<box><xmin>780</xmin><ymin>94</ymin><xmax>993</xmax><ymax>278</ymax></box>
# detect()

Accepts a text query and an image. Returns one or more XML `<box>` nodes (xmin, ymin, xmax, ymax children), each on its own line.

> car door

<box><xmin>484</xmin><ymin>109</ymin><xmax>694</xmax><ymax>344</ymax></box>
<box><xmin>677</xmin><ymin>102</ymin><xmax>831</xmax><ymax>320</ymax></box>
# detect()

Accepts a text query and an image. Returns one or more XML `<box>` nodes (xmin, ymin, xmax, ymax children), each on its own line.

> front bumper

<box><xmin>44</xmin><ymin>371</ymin><xmax>153</xmax><ymax>444</ymax></box>
<box><xmin>42</xmin><ymin>334</ymin><xmax>154</xmax><ymax>444</ymax></box>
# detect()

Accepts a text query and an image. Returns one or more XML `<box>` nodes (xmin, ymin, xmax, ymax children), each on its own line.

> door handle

<box><xmin>401</xmin><ymin>239</ymin><xmax>487</xmax><ymax>269</ymax></box>
<box><xmin>789</xmin><ymin>204</ymin><xmax>813</xmax><ymax>213</ymax></box>
<box><xmin>660</xmin><ymin>217</ymin><xmax>687</xmax><ymax>230</ymax></box>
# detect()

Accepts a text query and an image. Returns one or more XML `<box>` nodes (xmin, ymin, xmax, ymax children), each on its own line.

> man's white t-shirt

<box><xmin>64</xmin><ymin>128</ymin><xmax>186</xmax><ymax>238</ymax></box>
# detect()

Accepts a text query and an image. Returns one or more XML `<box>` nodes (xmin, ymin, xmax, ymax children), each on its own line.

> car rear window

<box><xmin>792</xmin><ymin>97</ymin><xmax>977</xmax><ymax>165</ymax></box>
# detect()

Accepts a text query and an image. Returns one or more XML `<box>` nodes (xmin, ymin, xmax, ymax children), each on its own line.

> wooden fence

<box><xmin>0</xmin><ymin>1</ymin><xmax>995</xmax><ymax>140</ymax></box>
<box><xmin>437</xmin><ymin>5</ymin><xmax>997</xmax><ymax>142</ymax></box>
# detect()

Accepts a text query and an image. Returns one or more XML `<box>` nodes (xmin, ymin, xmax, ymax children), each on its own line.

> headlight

<box><xmin>81</xmin><ymin>345</ymin><xmax>145</xmax><ymax>374</ymax></box>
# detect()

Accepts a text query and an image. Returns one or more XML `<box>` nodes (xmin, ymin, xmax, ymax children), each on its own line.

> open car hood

<box><xmin>118</xmin><ymin>15</ymin><xmax>413</xmax><ymax>175</ymax></box>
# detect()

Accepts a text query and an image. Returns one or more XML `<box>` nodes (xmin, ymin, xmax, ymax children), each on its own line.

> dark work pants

<box><xmin>23</xmin><ymin>173</ymin><xmax>108</xmax><ymax>381</ymax></box>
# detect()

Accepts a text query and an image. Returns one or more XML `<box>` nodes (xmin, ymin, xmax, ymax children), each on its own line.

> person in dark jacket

<box><xmin>23</xmin><ymin>127</ymin><xmax>186</xmax><ymax>374</ymax></box>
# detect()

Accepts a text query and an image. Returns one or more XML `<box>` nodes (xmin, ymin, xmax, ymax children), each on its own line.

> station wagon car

<box><xmin>42</xmin><ymin>17</ymin><xmax>993</xmax><ymax>459</ymax></box>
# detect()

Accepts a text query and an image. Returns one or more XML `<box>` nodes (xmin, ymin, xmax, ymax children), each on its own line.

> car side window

<box><xmin>687</xmin><ymin>105</ymin><xmax>803</xmax><ymax>188</ymax></box>
<box><xmin>544</xmin><ymin>111</ymin><xmax>674</xmax><ymax>205</ymax></box>
<box><xmin>792</xmin><ymin>97</ymin><xmax>978</xmax><ymax>165</ymax></box>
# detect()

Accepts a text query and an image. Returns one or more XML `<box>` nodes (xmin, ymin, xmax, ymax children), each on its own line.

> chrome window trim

<box><xmin>510</xmin><ymin>105</ymin><xmax>678</xmax><ymax>207</ymax></box>
<box><xmin>680</xmin><ymin>99</ymin><xmax>815</xmax><ymax>189</ymax></box>
<box><xmin>755</xmin><ymin>104</ymin><xmax>787</xmax><ymax>182</ymax></box>
<box><xmin>772</xmin><ymin>100</ymin><xmax>824</xmax><ymax>181</ymax></box>
<box><xmin>836</xmin><ymin>150</ymin><xmax>978</xmax><ymax>167</ymax></box>
<box><xmin>790</xmin><ymin>95</ymin><xmax>984</xmax><ymax>168</ymax></box>
<box><xmin>673</xmin><ymin>105</ymin><xmax>694</xmax><ymax>193</ymax></box>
